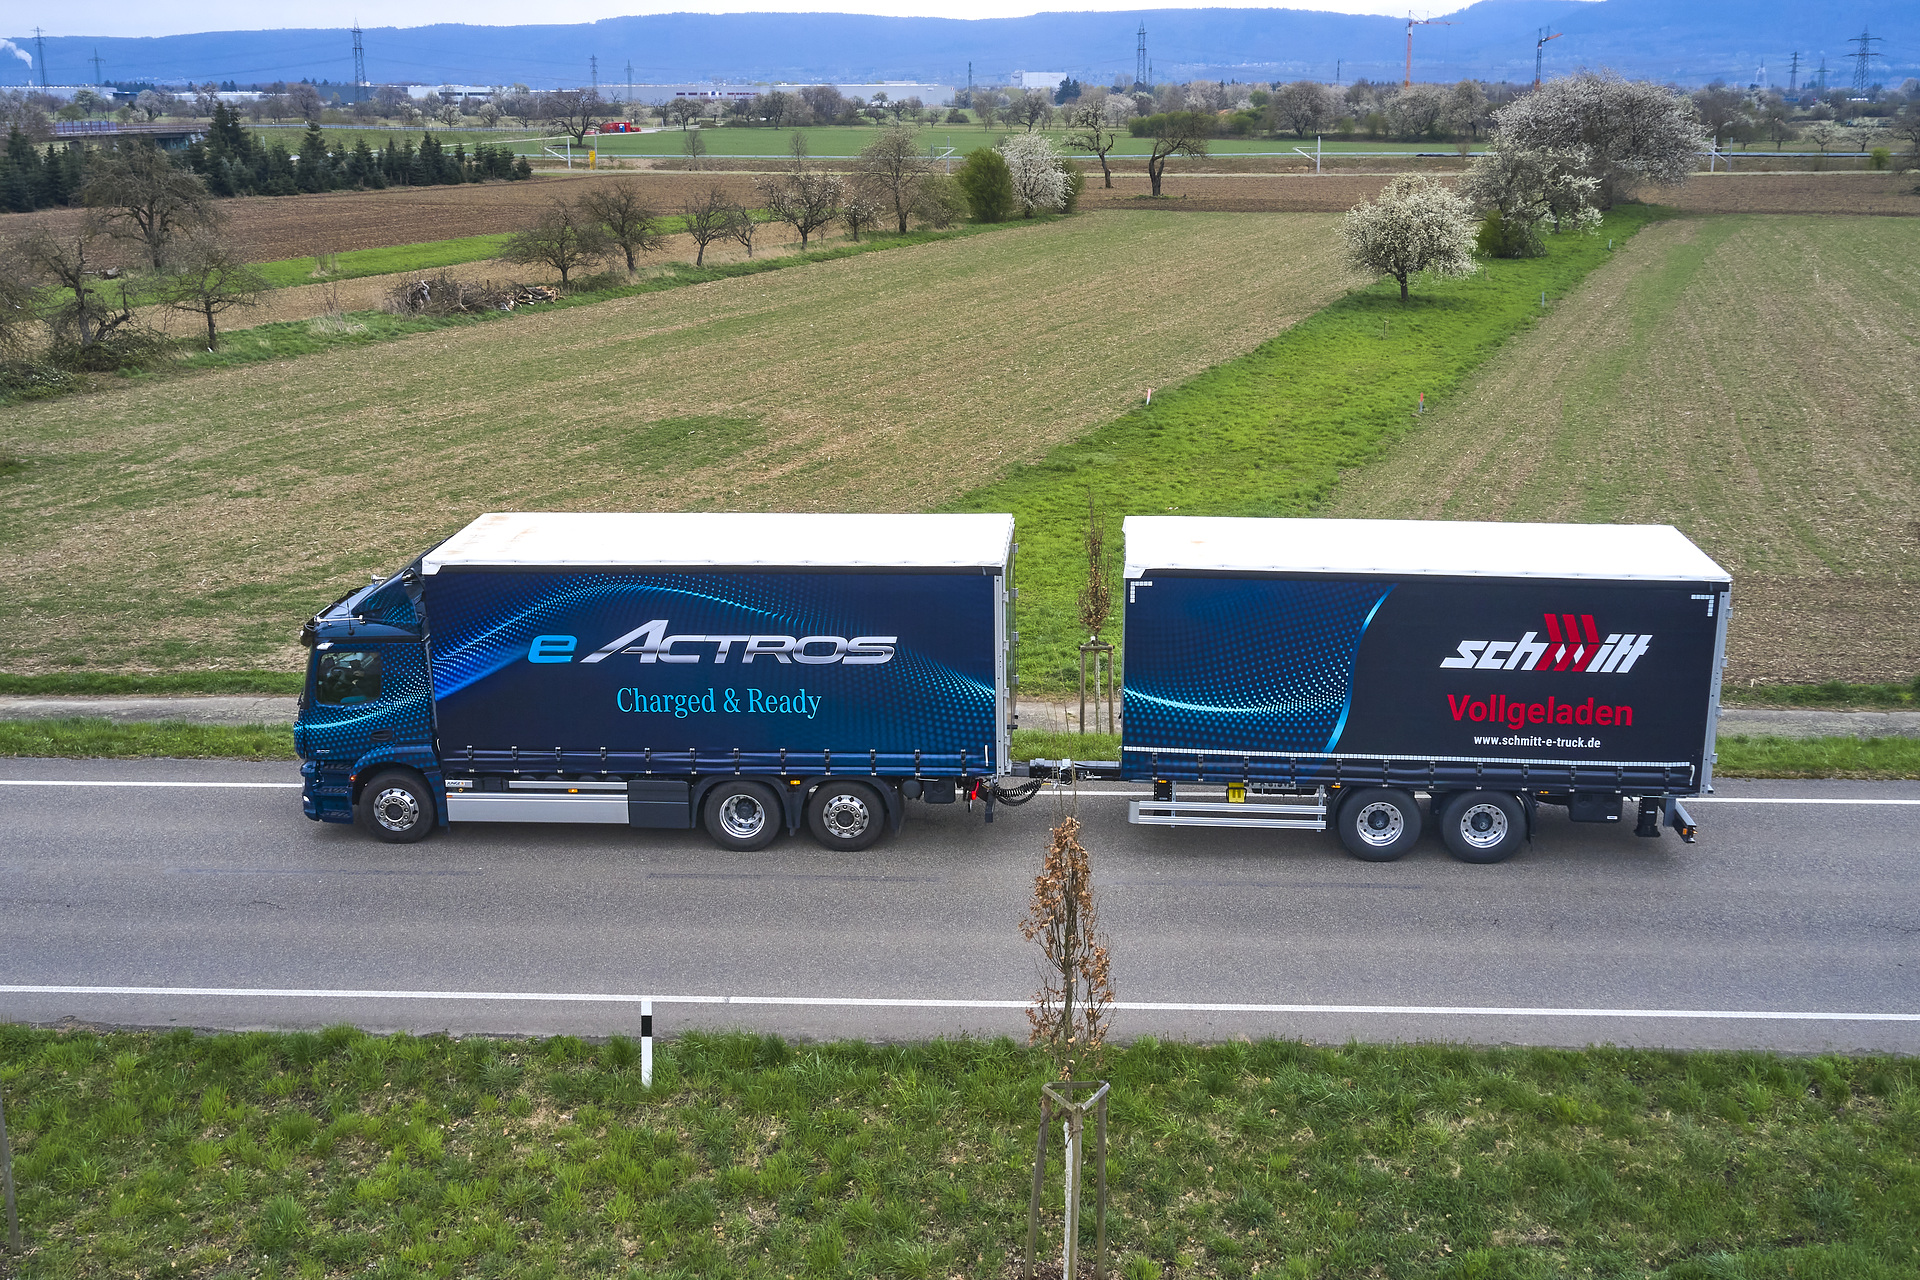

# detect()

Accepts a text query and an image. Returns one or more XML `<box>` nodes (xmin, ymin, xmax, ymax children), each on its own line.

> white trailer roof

<box><xmin>1123</xmin><ymin>517</ymin><xmax>1730</xmax><ymax>583</ymax></box>
<box><xmin>422</xmin><ymin>512</ymin><xmax>1015</xmax><ymax>573</ymax></box>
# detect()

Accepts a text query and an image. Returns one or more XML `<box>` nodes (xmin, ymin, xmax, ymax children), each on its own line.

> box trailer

<box><xmin>1031</xmin><ymin>516</ymin><xmax>1732</xmax><ymax>862</ymax></box>
<box><xmin>296</xmin><ymin>512</ymin><xmax>1029</xmax><ymax>849</ymax></box>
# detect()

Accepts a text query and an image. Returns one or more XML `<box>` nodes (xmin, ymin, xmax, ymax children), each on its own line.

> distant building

<box><xmin>408</xmin><ymin>84</ymin><xmax>497</xmax><ymax>103</ymax></box>
<box><xmin>24</xmin><ymin>85</ymin><xmax>122</xmax><ymax>103</ymax></box>
<box><xmin>1015</xmin><ymin>71</ymin><xmax>1070</xmax><ymax>91</ymax></box>
<box><xmin>621</xmin><ymin>81</ymin><xmax>955</xmax><ymax>106</ymax></box>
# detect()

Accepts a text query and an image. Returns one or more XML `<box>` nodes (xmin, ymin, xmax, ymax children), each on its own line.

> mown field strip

<box><xmin>0</xmin><ymin>211</ymin><xmax>1356</xmax><ymax>674</ymax></box>
<box><xmin>1329</xmin><ymin>214</ymin><xmax>1920</xmax><ymax>685</ymax></box>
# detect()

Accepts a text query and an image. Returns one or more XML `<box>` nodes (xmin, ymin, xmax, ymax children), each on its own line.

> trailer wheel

<box><xmin>1438</xmin><ymin>791</ymin><xmax>1525</xmax><ymax>864</ymax></box>
<box><xmin>806</xmin><ymin>780</ymin><xmax>884</xmax><ymax>852</ymax></box>
<box><xmin>358</xmin><ymin>769</ymin><xmax>435</xmax><ymax>844</ymax></box>
<box><xmin>1335</xmin><ymin>787</ymin><xmax>1421</xmax><ymax>861</ymax></box>
<box><xmin>703</xmin><ymin>780</ymin><xmax>781</xmax><ymax>852</ymax></box>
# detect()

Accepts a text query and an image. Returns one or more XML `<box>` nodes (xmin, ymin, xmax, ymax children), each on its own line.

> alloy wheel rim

<box><xmin>1354</xmin><ymin>801</ymin><xmax>1404</xmax><ymax>847</ymax></box>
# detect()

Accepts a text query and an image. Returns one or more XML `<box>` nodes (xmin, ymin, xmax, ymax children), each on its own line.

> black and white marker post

<box><xmin>641</xmin><ymin>999</ymin><xmax>653</xmax><ymax>1088</ymax></box>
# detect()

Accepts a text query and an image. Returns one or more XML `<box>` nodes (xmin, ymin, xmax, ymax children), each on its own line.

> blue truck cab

<box><xmin>295</xmin><ymin>566</ymin><xmax>444</xmax><ymax>834</ymax></box>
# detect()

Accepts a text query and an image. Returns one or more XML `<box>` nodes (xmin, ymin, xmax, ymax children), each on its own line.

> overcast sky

<box><xmin>46</xmin><ymin>0</ymin><xmax>1451</xmax><ymax>40</ymax></box>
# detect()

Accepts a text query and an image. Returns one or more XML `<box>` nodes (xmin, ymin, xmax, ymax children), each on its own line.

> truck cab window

<box><xmin>315</xmin><ymin>650</ymin><xmax>383</xmax><ymax>705</ymax></box>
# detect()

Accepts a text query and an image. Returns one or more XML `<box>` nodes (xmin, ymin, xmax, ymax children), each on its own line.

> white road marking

<box><xmin>0</xmin><ymin>779</ymin><xmax>301</xmax><ymax>789</ymax></box>
<box><xmin>1</xmin><ymin>985</ymin><xmax>1915</xmax><ymax>1022</ymax></box>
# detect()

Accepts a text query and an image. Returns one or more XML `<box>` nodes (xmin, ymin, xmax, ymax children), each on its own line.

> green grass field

<box><xmin>950</xmin><ymin>206</ymin><xmax>1659</xmax><ymax>689</ymax></box>
<box><xmin>0</xmin><ymin>211</ymin><xmax>1357</xmax><ymax>676</ymax></box>
<box><xmin>3</xmin><ymin>1023</ymin><xmax>1916</xmax><ymax>1278</ymax></box>
<box><xmin>1329</xmin><ymin>215</ymin><xmax>1920</xmax><ymax>687</ymax></box>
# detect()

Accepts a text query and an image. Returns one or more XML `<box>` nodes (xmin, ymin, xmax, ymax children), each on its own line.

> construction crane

<box><xmin>1406</xmin><ymin>12</ymin><xmax>1457</xmax><ymax>87</ymax></box>
<box><xmin>1534</xmin><ymin>27</ymin><xmax>1562</xmax><ymax>88</ymax></box>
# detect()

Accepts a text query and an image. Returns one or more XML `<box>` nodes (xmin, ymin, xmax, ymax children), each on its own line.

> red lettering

<box><xmin>1616</xmin><ymin>705</ymin><xmax>1632</xmax><ymax>726</ymax></box>
<box><xmin>1469</xmin><ymin>701</ymin><xmax>1488</xmax><ymax>722</ymax></box>
<box><xmin>1506</xmin><ymin>699</ymin><xmax>1527</xmax><ymax>731</ymax></box>
<box><xmin>1555</xmin><ymin>704</ymin><xmax>1574</xmax><ymax>724</ymax></box>
<box><xmin>1575</xmin><ymin>697</ymin><xmax>1594</xmax><ymax>725</ymax></box>
<box><xmin>1448</xmin><ymin>694</ymin><xmax>1469</xmax><ymax>721</ymax></box>
<box><xmin>1529</xmin><ymin>703</ymin><xmax>1546</xmax><ymax>724</ymax></box>
<box><xmin>1596</xmin><ymin>705</ymin><xmax>1614</xmax><ymax>726</ymax></box>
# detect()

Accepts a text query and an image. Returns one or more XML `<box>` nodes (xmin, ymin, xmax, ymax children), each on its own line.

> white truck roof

<box><xmin>422</xmin><ymin>512</ymin><xmax>1015</xmax><ymax>573</ymax></box>
<box><xmin>1123</xmin><ymin>516</ymin><xmax>1731</xmax><ymax>584</ymax></box>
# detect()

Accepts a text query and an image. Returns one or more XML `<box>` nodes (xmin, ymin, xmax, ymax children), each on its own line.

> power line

<box><xmin>589</xmin><ymin>54</ymin><xmax>598</xmax><ymax>93</ymax></box>
<box><xmin>32</xmin><ymin>27</ymin><xmax>49</xmax><ymax>87</ymax></box>
<box><xmin>1135</xmin><ymin>23</ymin><xmax>1147</xmax><ymax>88</ymax></box>
<box><xmin>1787</xmin><ymin>51</ymin><xmax>1799</xmax><ymax>93</ymax></box>
<box><xmin>89</xmin><ymin>48</ymin><xmax>104</xmax><ymax>85</ymax></box>
<box><xmin>351</xmin><ymin>23</ymin><xmax>368</xmax><ymax>99</ymax></box>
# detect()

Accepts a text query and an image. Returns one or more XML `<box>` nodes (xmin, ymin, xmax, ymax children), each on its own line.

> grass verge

<box><xmin>948</xmin><ymin>206</ymin><xmax>1665</xmax><ymax>693</ymax></box>
<box><xmin>0</xmin><ymin>718</ymin><xmax>293</xmax><ymax>760</ymax></box>
<box><xmin>1</xmin><ymin>1024</ymin><xmax>1915</xmax><ymax>1278</ymax></box>
<box><xmin>1714</xmin><ymin>734</ymin><xmax>1920</xmax><ymax>780</ymax></box>
<box><xmin>1724</xmin><ymin>678</ymin><xmax>1920</xmax><ymax>710</ymax></box>
<box><xmin>4</xmin><ymin>721</ymin><xmax>1912</xmax><ymax>780</ymax></box>
<box><xmin>0</xmin><ymin>671</ymin><xmax>302</xmax><ymax>696</ymax></box>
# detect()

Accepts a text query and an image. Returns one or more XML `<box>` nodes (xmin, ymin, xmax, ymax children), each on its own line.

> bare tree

<box><xmin>683</xmin><ymin>127</ymin><xmax>707</xmax><ymax>171</ymax></box>
<box><xmin>581</xmin><ymin>180</ymin><xmax>665</xmax><ymax>274</ymax></box>
<box><xmin>1140</xmin><ymin>111</ymin><xmax>1211</xmax><ymax>197</ymax></box>
<box><xmin>0</xmin><ymin>242</ymin><xmax>38</xmax><ymax>361</ymax></box>
<box><xmin>17</xmin><ymin>224</ymin><xmax>136</xmax><ymax>348</ymax></box>
<box><xmin>80</xmin><ymin>144</ymin><xmax>218</xmax><ymax>272</ymax></box>
<box><xmin>681</xmin><ymin>186</ymin><xmax>735</xmax><ymax>266</ymax></box>
<box><xmin>1342</xmin><ymin>174</ymin><xmax>1478</xmax><ymax>303</ymax></box>
<box><xmin>543</xmin><ymin>89</ymin><xmax>608</xmax><ymax>146</ymax></box>
<box><xmin>664</xmin><ymin>97</ymin><xmax>701</xmax><ymax>130</ymax></box>
<box><xmin>154</xmin><ymin>230</ymin><xmax>267</xmax><ymax>349</ymax></box>
<box><xmin>724</xmin><ymin>201</ymin><xmax>760</xmax><ymax>258</ymax></box>
<box><xmin>1022</xmin><ymin>813</ymin><xmax>1113</xmax><ymax>1076</ymax></box>
<box><xmin>855</xmin><ymin>124</ymin><xmax>933</xmax><ymax>232</ymax></box>
<box><xmin>287</xmin><ymin>82</ymin><xmax>325</xmax><ymax>123</ymax></box>
<box><xmin>498</xmin><ymin>198</ymin><xmax>611</xmax><ymax>285</ymax></box>
<box><xmin>757</xmin><ymin>135</ymin><xmax>842</xmax><ymax>250</ymax></box>
<box><xmin>1010</xmin><ymin>89</ymin><xmax>1053</xmax><ymax>132</ymax></box>
<box><xmin>1063</xmin><ymin>100</ymin><xmax>1123</xmax><ymax>188</ymax></box>
<box><xmin>435</xmin><ymin>100</ymin><xmax>462</xmax><ymax>129</ymax></box>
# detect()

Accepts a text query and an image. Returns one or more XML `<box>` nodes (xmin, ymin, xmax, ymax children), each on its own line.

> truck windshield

<box><xmin>314</xmin><ymin>650</ymin><xmax>383</xmax><ymax>705</ymax></box>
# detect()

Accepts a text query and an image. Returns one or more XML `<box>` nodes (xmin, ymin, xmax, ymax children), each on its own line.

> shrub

<box><xmin>1869</xmin><ymin>147</ymin><xmax>1891</xmax><ymax>171</ymax></box>
<box><xmin>912</xmin><ymin>173</ymin><xmax>969</xmax><ymax>229</ymax></box>
<box><xmin>45</xmin><ymin>329</ymin><xmax>168</xmax><ymax>373</ymax></box>
<box><xmin>0</xmin><ymin>361</ymin><xmax>78</xmax><ymax>401</ymax></box>
<box><xmin>955</xmin><ymin>148</ymin><xmax>1015</xmax><ymax>222</ymax></box>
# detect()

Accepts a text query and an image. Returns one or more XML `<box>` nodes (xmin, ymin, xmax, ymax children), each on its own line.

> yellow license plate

<box><xmin>1226</xmin><ymin>783</ymin><xmax>1246</xmax><ymax>803</ymax></box>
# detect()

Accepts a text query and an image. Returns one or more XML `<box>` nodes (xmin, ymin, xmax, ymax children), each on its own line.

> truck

<box><xmin>296</xmin><ymin>512</ymin><xmax>1026</xmax><ymax>850</ymax></box>
<box><xmin>296</xmin><ymin>511</ymin><xmax>1731</xmax><ymax>863</ymax></box>
<box><xmin>1041</xmin><ymin>515</ymin><xmax>1732</xmax><ymax>862</ymax></box>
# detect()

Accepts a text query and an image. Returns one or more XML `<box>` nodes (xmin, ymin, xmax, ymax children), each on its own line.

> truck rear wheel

<box><xmin>807</xmin><ymin>780</ymin><xmax>884</xmax><ymax>852</ymax></box>
<box><xmin>703</xmin><ymin>780</ymin><xmax>781</xmax><ymax>852</ymax></box>
<box><xmin>1437</xmin><ymin>791</ymin><xmax>1525</xmax><ymax>864</ymax></box>
<box><xmin>358</xmin><ymin>769</ymin><xmax>435</xmax><ymax>844</ymax></box>
<box><xmin>1335</xmin><ymin>787</ymin><xmax>1421</xmax><ymax>861</ymax></box>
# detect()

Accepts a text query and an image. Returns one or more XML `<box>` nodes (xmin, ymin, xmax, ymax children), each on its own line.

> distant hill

<box><xmin>9</xmin><ymin>1</ymin><xmax>1916</xmax><ymax>93</ymax></box>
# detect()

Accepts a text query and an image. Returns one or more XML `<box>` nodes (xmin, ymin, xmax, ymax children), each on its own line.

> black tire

<box><xmin>703</xmin><ymin>780</ymin><xmax>782</xmax><ymax>852</ymax></box>
<box><xmin>1335</xmin><ymin>787</ymin><xmax>1422</xmax><ymax>862</ymax></box>
<box><xmin>806</xmin><ymin>780</ymin><xmax>885</xmax><ymax>852</ymax></box>
<box><xmin>1437</xmin><ymin>790</ymin><xmax>1526</xmax><ymax>864</ymax></box>
<box><xmin>357</xmin><ymin>769</ymin><xmax>435</xmax><ymax>843</ymax></box>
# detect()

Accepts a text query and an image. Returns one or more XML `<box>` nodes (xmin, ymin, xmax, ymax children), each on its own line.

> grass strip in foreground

<box><xmin>3</xmin><ymin>720</ymin><xmax>1911</xmax><ymax>779</ymax></box>
<box><xmin>949</xmin><ymin>206</ymin><xmax>1663</xmax><ymax>694</ymax></box>
<box><xmin>1714</xmin><ymin>734</ymin><xmax>1920</xmax><ymax>780</ymax></box>
<box><xmin>1</xmin><ymin>1024</ymin><xmax>1915</xmax><ymax>1278</ymax></box>
<box><xmin>0</xmin><ymin>718</ymin><xmax>294</xmax><ymax>760</ymax></box>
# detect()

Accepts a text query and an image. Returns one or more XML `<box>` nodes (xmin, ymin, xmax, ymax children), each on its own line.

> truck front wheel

<box><xmin>1437</xmin><ymin>791</ymin><xmax>1525</xmax><ymax>863</ymax></box>
<box><xmin>704</xmin><ymin>780</ymin><xmax>781</xmax><ymax>852</ymax></box>
<box><xmin>1335</xmin><ymin>787</ymin><xmax>1421</xmax><ymax>861</ymax></box>
<box><xmin>358</xmin><ymin>769</ymin><xmax>435</xmax><ymax>844</ymax></box>
<box><xmin>807</xmin><ymin>781</ymin><xmax>884</xmax><ymax>852</ymax></box>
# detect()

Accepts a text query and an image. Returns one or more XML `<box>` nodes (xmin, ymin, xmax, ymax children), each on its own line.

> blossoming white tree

<box><xmin>1341</xmin><ymin>174</ymin><xmax>1478</xmax><ymax>303</ymax></box>
<box><xmin>997</xmin><ymin>132</ymin><xmax>1069</xmax><ymax>217</ymax></box>
<box><xmin>1457</xmin><ymin>142</ymin><xmax>1601</xmax><ymax>257</ymax></box>
<box><xmin>1493</xmin><ymin>72</ymin><xmax>1705</xmax><ymax>207</ymax></box>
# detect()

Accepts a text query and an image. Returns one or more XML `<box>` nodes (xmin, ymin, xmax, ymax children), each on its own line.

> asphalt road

<box><xmin>4</xmin><ymin>757</ymin><xmax>1918</xmax><ymax>1053</ymax></box>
